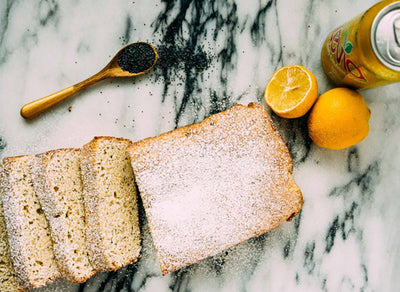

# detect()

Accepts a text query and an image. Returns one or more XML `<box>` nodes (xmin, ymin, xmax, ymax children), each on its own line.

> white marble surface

<box><xmin>0</xmin><ymin>0</ymin><xmax>400</xmax><ymax>291</ymax></box>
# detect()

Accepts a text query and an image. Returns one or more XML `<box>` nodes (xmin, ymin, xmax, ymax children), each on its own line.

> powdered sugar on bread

<box><xmin>129</xmin><ymin>102</ymin><xmax>303</xmax><ymax>275</ymax></box>
<box><xmin>0</xmin><ymin>155</ymin><xmax>60</xmax><ymax>288</ymax></box>
<box><xmin>33</xmin><ymin>149</ymin><xmax>95</xmax><ymax>283</ymax></box>
<box><xmin>80</xmin><ymin>137</ymin><xmax>141</xmax><ymax>272</ymax></box>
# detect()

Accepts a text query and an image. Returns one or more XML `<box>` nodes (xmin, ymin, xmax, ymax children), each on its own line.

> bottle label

<box><xmin>322</xmin><ymin>16</ymin><xmax>374</xmax><ymax>88</ymax></box>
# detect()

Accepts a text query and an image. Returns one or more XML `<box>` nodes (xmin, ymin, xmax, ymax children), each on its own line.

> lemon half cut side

<box><xmin>264</xmin><ymin>65</ymin><xmax>318</xmax><ymax>119</ymax></box>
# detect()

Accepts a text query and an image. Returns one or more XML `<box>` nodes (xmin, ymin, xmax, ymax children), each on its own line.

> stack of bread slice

<box><xmin>0</xmin><ymin>137</ymin><xmax>141</xmax><ymax>290</ymax></box>
<box><xmin>0</xmin><ymin>103</ymin><xmax>302</xmax><ymax>290</ymax></box>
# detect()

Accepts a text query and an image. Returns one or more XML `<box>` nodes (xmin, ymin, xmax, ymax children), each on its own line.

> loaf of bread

<box><xmin>0</xmin><ymin>201</ymin><xmax>25</xmax><ymax>292</ymax></box>
<box><xmin>33</xmin><ymin>149</ymin><xmax>95</xmax><ymax>283</ymax></box>
<box><xmin>0</xmin><ymin>155</ymin><xmax>60</xmax><ymax>288</ymax></box>
<box><xmin>128</xmin><ymin>102</ymin><xmax>303</xmax><ymax>275</ymax></box>
<box><xmin>80</xmin><ymin>137</ymin><xmax>141</xmax><ymax>271</ymax></box>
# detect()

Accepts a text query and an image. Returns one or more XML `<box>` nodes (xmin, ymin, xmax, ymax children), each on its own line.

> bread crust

<box><xmin>129</xmin><ymin>102</ymin><xmax>303</xmax><ymax>275</ymax></box>
<box><xmin>132</xmin><ymin>103</ymin><xmax>293</xmax><ymax>173</ymax></box>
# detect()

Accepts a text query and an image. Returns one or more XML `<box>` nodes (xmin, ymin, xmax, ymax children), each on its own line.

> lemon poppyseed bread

<box><xmin>80</xmin><ymin>137</ymin><xmax>141</xmax><ymax>271</ymax></box>
<box><xmin>0</xmin><ymin>202</ymin><xmax>25</xmax><ymax>292</ymax></box>
<box><xmin>0</xmin><ymin>155</ymin><xmax>60</xmax><ymax>289</ymax></box>
<box><xmin>128</xmin><ymin>102</ymin><xmax>303</xmax><ymax>275</ymax></box>
<box><xmin>32</xmin><ymin>149</ymin><xmax>95</xmax><ymax>283</ymax></box>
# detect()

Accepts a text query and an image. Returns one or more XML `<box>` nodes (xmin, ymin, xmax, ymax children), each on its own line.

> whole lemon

<box><xmin>308</xmin><ymin>88</ymin><xmax>371</xmax><ymax>150</ymax></box>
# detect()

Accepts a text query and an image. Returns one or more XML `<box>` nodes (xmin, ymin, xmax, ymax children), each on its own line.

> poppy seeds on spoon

<box><xmin>118</xmin><ymin>42</ymin><xmax>156</xmax><ymax>73</ymax></box>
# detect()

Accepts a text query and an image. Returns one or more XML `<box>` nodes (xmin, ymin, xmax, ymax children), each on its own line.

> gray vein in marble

<box><xmin>122</xmin><ymin>16</ymin><xmax>132</xmax><ymax>45</ymax></box>
<box><xmin>347</xmin><ymin>148</ymin><xmax>361</xmax><ymax>173</ymax></box>
<box><xmin>297</xmin><ymin>160</ymin><xmax>380</xmax><ymax>291</ymax></box>
<box><xmin>38</xmin><ymin>0</ymin><xmax>58</xmax><ymax>27</ymax></box>
<box><xmin>0</xmin><ymin>136</ymin><xmax>6</xmax><ymax>155</ymax></box>
<box><xmin>250</xmin><ymin>0</ymin><xmax>273</xmax><ymax>46</ymax></box>
<box><xmin>0</xmin><ymin>0</ymin><xmax>11</xmax><ymax>43</ymax></box>
<box><xmin>0</xmin><ymin>0</ymin><xmax>13</xmax><ymax>62</ymax></box>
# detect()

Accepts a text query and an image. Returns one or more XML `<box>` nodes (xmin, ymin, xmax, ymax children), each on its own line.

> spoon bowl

<box><xmin>20</xmin><ymin>42</ymin><xmax>158</xmax><ymax>119</ymax></box>
<box><xmin>106</xmin><ymin>42</ymin><xmax>158</xmax><ymax>77</ymax></box>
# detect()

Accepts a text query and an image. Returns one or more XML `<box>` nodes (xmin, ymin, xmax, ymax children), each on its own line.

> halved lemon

<box><xmin>264</xmin><ymin>65</ymin><xmax>318</xmax><ymax>118</ymax></box>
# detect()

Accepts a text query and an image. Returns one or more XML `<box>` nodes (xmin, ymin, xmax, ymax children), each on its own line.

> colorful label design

<box><xmin>327</xmin><ymin>26</ymin><xmax>366</xmax><ymax>82</ymax></box>
<box><xmin>321</xmin><ymin>2</ymin><xmax>400</xmax><ymax>89</ymax></box>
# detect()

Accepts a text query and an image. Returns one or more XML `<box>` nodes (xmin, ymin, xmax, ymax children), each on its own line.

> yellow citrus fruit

<box><xmin>308</xmin><ymin>88</ymin><xmax>371</xmax><ymax>150</ymax></box>
<box><xmin>264</xmin><ymin>65</ymin><xmax>318</xmax><ymax>118</ymax></box>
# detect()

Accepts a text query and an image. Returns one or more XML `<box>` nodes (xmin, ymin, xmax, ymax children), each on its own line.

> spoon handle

<box><xmin>20</xmin><ymin>69</ymin><xmax>110</xmax><ymax>119</ymax></box>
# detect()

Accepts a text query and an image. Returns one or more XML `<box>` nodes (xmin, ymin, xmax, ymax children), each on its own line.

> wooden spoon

<box><xmin>20</xmin><ymin>42</ymin><xmax>158</xmax><ymax>119</ymax></box>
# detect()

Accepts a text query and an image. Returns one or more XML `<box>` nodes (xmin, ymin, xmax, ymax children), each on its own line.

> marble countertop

<box><xmin>1</xmin><ymin>0</ymin><xmax>399</xmax><ymax>291</ymax></box>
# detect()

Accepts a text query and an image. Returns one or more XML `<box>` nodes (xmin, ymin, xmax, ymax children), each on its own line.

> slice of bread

<box><xmin>128</xmin><ymin>102</ymin><xmax>303</xmax><ymax>275</ymax></box>
<box><xmin>0</xmin><ymin>201</ymin><xmax>25</xmax><ymax>292</ymax></box>
<box><xmin>0</xmin><ymin>155</ymin><xmax>60</xmax><ymax>288</ymax></box>
<box><xmin>32</xmin><ymin>149</ymin><xmax>95</xmax><ymax>283</ymax></box>
<box><xmin>81</xmin><ymin>137</ymin><xmax>141</xmax><ymax>271</ymax></box>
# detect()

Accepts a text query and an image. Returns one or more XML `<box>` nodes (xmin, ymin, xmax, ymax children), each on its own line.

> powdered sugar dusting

<box><xmin>129</xmin><ymin>102</ymin><xmax>303</xmax><ymax>275</ymax></box>
<box><xmin>0</xmin><ymin>155</ymin><xmax>61</xmax><ymax>288</ymax></box>
<box><xmin>80</xmin><ymin>137</ymin><xmax>141</xmax><ymax>272</ymax></box>
<box><xmin>32</xmin><ymin>148</ymin><xmax>95</xmax><ymax>283</ymax></box>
